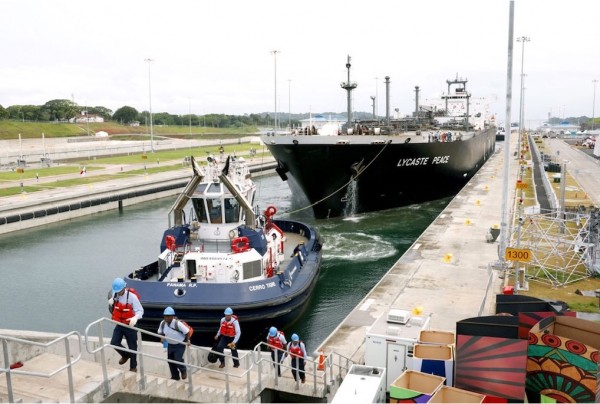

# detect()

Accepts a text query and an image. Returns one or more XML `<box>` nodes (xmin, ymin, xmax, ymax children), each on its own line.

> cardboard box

<box><xmin>412</xmin><ymin>344</ymin><xmax>454</xmax><ymax>386</ymax></box>
<box><xmin>418</xmin><ymin>330</ymin><xmax>455</xmax><ymax>346</ymax></box>
<box><xmin>389</xmin><ymin>370</ymin><xmax>445</xmax><ymax>402</ymax></box>
<box><xmin>428</xmin><ymin>386</ymin><xmax>485</xmax><ymax>403</ymax></box>
<box><xmin>529</xmin><ymin>315</ymin><xmax>600</xmax><ymax>350</ymax></box>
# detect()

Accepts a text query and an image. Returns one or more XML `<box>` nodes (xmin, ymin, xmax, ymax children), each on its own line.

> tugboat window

<box><xmin>207</xmin><ymin>198</ymin><xmax>222</xmax><ymax>224</ymax></box>
<box><xmin>224</xmin><ymin>198</ymin><xmax>240</xmax><ymax>223</ymax></box>
<box><xmin>207</xmin><ymin>183</ymin><xmax>221</xmax><ymax>193</ymax></box>
<box><xmin>193</xmin><ymin>198</ymin><xmax>209</xmax><ymax>223</ymax></box>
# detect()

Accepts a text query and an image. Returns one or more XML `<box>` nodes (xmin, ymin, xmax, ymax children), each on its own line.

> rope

<box><xmin>285</xmin><ymin>140</ymin><xmax>393</xmax><ymax>215</ymax></box>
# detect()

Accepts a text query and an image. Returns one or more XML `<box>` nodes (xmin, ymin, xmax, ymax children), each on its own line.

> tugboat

<box><xmin>119</xmin><ymin>155</ymin><xmax>323</xmax><ymax>347</ymax></box>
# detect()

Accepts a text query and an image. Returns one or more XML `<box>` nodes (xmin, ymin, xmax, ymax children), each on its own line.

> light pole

<box><xmin>271</xmin><ymin>50</ymin><xmax>280</xmax><ymax>131</ymax></box>
<box><xmin>188</xmin><ymin>98</ymin><xmax>192</xmax><ymax>136</ymax></box>
<box><xmin>592</xmin><ymin>79</ymin><xmax>598</xmax><ymax>130</ymax></box>
<box><xmin>144</xmin><ymin>58</ymin><xmax>154</xmax><ymax>152</ymax></box>
<box><xmin>288</xmin><ymin>79</ymin><xmax>291</xmax><ymax>132</ymax></box>
<box><xmin>516</xmin><ymin>36</ymin><xmax>530</xmax><ymax>154</ymax></box>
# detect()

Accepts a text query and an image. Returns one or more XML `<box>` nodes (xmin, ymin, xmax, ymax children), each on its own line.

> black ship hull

<box><xmin>264</xmin><ymin>127</ymin><xmax>496</xmax><ymax>218</ymax></box>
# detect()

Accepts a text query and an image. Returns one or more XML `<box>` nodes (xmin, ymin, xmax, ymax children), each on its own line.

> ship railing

<box><xmin>1</xmin><ymin>331</ymin><xmax>82</xmax><ymax>403</ymax></box>
<box><xmin>251</xmin><ymin>341</ymin><xmax>356</xmax><ymax>397</ymax></box>
<box><xmin>84</xmin><ymin>317</ymin><xmax>256</xmax><ymax>402</ymax></box>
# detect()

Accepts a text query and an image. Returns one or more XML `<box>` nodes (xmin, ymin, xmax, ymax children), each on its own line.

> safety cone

<box><xmin>317</xmin><ymin>351</ymin><xmax>325</xmax><ymax>371</ymax></box>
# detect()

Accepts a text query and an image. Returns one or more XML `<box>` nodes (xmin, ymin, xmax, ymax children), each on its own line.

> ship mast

<box><xmin>340</xmin><ymin>55</ymin><xmax>358</xmax><ymax>133</ymax></box>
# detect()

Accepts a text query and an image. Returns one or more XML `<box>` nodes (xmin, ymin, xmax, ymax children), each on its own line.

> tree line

<box><xmin>0</xmin><ymin>99</ymin><xmax>302</xmax><ymax>128</ymax></box>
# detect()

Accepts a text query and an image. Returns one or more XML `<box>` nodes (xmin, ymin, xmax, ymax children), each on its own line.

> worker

<box><xmin>108</xmin><ymin>278</ymin><xmax>143</xmax><ymax>372</ymax></box>
<box><xmin>158</xmin><ymin>307</ymin><xmax>190</xmax><ymax>381</ymax></box>
<box><xmin>214</xmin><ymin>307</ymin><xmax>240</xmax><ymax>368</ymax></box>
<box><xmin>287</xmin><ymin>333</ymin><xmax>307</xmax><ymax>383</ymax></box>
<box><xmin>267</xmin><ymin>326</ymin><xmax>287</xmax><ymax>377</ymax></box>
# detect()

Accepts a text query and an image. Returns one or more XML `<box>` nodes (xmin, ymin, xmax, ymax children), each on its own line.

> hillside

<box><xmin>0</xmin><ymin>121</ymin><xmax>259</xmax><ymax>140</ymax></box>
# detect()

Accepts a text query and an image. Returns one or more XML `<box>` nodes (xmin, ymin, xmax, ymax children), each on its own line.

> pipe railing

<box><xmin>0</xmin><ymin>331</ymin><xmax>82</xmax><ymax>403</ymax></box>
<box><xmin>251</xmin><ymin>341</ymin><xmax>355</xmax><ymax>397</ymax></box>
<box><xmin>84</xmin><ymin>317</ymin><xmax>255</xmax><ymax>402</ymax></box>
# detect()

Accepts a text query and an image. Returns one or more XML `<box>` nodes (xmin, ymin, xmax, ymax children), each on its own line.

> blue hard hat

<box><xmin>224</xmin><ymin>307</ymin><xmax>233</xmax><ymax>315</ymax></box>
<box><xmin>268</xmin><ymin>326</ymin><xmax>277</xmax><ymax>337</ymax></box>
<box><xmin>291</xmin><ymin>333</ymin><xmax>299</xmax><ymax>342</ymax></box>
<box><xmin>163</xmin><ymin>307</ymin><xmax>175</xmax><ymax>316</ymax></box>
<box><xmin>112</xmin><ymin>278</ymin><xmax>126</xmax><ymax>294</ymax></box>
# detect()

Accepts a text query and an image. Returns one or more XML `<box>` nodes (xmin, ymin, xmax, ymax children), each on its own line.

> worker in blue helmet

<box><xmin>158</xmin><ymin>307</ymin><xmax>190</xmax><ymax>381</ymax></box>
<box><xmin>214</xmin><ymin>307</ymin><xmax>240</xmax><ymax>368</ymax></box>
<box><xmin>287</xmin><ymin>333</ymin><xmax>307</xmax><ymax>383</ymax></box>
<box><xmin>267</xmin><ymin>326</ymin><xmax>287</xmax><ymax>377</ymax></box>
<box><xmin>108</xmin><ymin>277</ymin><xmax>143</xmax><ymax>373</ymax></box>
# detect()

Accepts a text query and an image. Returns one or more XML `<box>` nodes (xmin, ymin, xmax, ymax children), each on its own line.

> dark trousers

<box><xmin>215</xmin><ymin>335</ymin><xmax>239</xmax><ymax>366</ymax></box>
<box><xmin>167</xmin><ymin>343</ymin><xmax>187</xmax><ymax>380</ymax></box>
<box><xmin>291</xmin><ymin>356</ymin><xmax>306</xmax><ymax>382</ymax></box>
<box><xmin>111</xmin><ymin>324</ymin><xmax>138</xmax><ymax>369</ymax></box>
<box><xmin>271</xmin><ymin>348</ymin><xmax>285</xmax><ymax>376</ymax></box>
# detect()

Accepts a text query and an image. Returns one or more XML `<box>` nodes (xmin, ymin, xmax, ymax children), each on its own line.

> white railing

<box><xmin>84</xmin><ymin>317</ymin><xmax>255</xmax><ymax>402</ymax></box>
<box><xmin>0</xmin><ymin>331</ymin><xmax>82</xmax><ymax>403</ymax></box>
<box><xmin>251</xmin><ymin>341</ymin><xmax>355</xmax><ymax>397</ymax></box>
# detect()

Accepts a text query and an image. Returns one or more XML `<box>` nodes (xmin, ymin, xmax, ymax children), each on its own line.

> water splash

<box><xmin>342</xmin><ymin>179</ymin><xmax>358</xmax><ymax>217</ymax></box>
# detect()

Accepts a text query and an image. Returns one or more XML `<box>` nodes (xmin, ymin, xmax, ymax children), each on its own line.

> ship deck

<box><xmin>263</xmin><ymin>128</ymin><xmax>487</xmax><ymax>145</ymax></box>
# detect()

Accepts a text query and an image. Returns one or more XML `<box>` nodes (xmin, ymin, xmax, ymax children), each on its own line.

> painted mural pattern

<box><xmin>455</xmin><ymin>334</ymin><xmax>528</xmax><ymax>400</ymax></box>
<box><xmin>527</xmin><ymin>332</ymin><xmax>598</xmax><ymax>402</ymax></box>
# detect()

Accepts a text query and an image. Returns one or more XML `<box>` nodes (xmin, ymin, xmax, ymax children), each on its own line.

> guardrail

<box><xmin>0</xmin><ymin>331</ymin><xmax>82</xmax><ymax>403</ymax></box>
<box><xmin>84</xmin><ymin>317</ymin><xmax>255</xmax><ymax>402</ymax></box>
<box><xmin>251</xmin><ymin>341</ymin><xmax>355</xmax><ymax>397</ymax></box>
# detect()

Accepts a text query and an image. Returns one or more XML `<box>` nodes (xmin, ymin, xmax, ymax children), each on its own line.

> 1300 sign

<box><xmin>505</xmin><ymin>248</ymin><xmax>531</xmax><ymax>262</ymax></box>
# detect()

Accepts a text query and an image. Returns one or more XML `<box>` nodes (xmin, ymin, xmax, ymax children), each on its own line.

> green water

<box><xmin>0</xmin><ymin>175</ymin><xmax>448</xmax><ymax>351</ymax></box>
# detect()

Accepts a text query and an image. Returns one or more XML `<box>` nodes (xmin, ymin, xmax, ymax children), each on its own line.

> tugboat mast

<box><xmin>340</xmin><ymin>55</ymin><xmax>358</xmax><ymax>132</ymax></box>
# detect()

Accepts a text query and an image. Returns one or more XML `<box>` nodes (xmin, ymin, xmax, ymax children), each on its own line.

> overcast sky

<box><xmin>1</xmin><ymin>0</ymin><xmax>599</xmax><ymax>126</ymax></box>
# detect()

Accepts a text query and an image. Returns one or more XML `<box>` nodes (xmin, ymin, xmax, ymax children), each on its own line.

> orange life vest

<box><xmin>219</xmin><ymin>315</ymin><xmax>238</xmax><ymax>337</ymax></box>
<box><xmin>268</xmin><ymin>331</ymin><xmax>285</xmax><ymax>350</ymax></box>
<box><xmin>112</xmin><ymin>288</ymin><xmax>139</xmax><ymax>325</ymax></box>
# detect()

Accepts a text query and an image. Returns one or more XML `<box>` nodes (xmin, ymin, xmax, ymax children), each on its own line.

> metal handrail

<box><xmin>84</xmin><ymin>317</ymin><xmax>255</xmax><ymax>402</ymax></box>
<box><xmin>251</xmin><ymin>341</ymin><xmax>356</xmax><ymax>397</ymax></box>
<box><xmin>1</xmin><ymin>331</ymin><xmax>82</xmax><ymax>403</ymax></box>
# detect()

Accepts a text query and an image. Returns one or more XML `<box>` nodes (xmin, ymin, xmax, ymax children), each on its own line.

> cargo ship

<box><xmin>262</xmin><ymin>56</ymin><xmax>497</xmax><ymax>219</ymax></box>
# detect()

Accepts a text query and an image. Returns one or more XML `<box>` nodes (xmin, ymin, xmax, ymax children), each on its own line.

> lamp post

<box><xmin>271</xmin><ymin>50</ymin><xmax>280</xmax><ymax>131</ymax></box>
<box><xmin>516</xmin><ymin>36</ymin><xmax>530</xmax><ymax>155</ymax></box>
<box><xmin>188</xmin><ymin>98</ymin><xmax>192</xmax><ymax>136</ymax></box>
<box><xmin>592</xmin><ymin>79</ymin><xmax>598</xmax><ymax>130</ymax></box>
<box><xmin>288</xmin><ymin>79</ymin><xmax>291</xmax><ymax>132</ymax></box>
<box><xmin>144</xmin><ymin>58</ymin><xmax>154</xmax><ymax>152</ymax></box>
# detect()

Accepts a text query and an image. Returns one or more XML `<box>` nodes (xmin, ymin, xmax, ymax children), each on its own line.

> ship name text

<box><xmin>249</xmin><ymin>281</ymin><xmax>277</xmax><ymax>292</ymax></box>
<box><xmin>397</xmin><ymin>155</ymin><xmax>449</xmax><ymax>167</ymax></box>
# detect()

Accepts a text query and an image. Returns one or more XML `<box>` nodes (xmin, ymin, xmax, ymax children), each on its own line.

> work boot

<box><xmin>119</xmin><ymin>355</ymin><xmax>130</xmax><ymax>365</ymax></box>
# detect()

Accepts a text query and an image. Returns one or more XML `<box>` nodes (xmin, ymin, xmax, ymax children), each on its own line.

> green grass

<box><xmin>0</xmin><ymin>165</ymin><xmax>104</xmax><ymax>181</ymax></box>
<box><xmin>0</xmin><ymin>121</ymin><xmax>259</xmax><ymax>139</ymax></box>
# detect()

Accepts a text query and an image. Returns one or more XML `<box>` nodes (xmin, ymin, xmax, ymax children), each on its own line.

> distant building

<box><xmin>70</xmin><ymin>111</ymin><xmax>104</xmax><ymax>123</ymax></box>
<box><xmin>130</xmin><ymin>121</ymin><xmax>140</xmax><ymax>127</ymax></box>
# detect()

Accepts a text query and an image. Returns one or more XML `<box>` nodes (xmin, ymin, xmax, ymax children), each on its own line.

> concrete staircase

<box><xmin>1</xmin><ymin>330</ymin><xmax>345</xmax><ymax>403</ymax></box>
